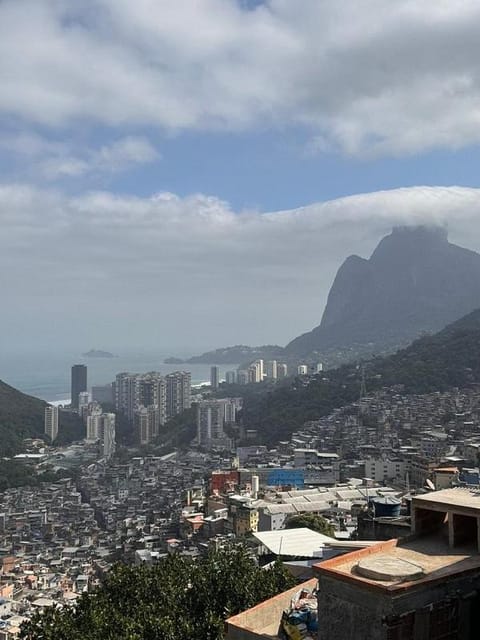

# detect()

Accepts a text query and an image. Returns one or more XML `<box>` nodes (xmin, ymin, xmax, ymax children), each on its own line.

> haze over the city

<box><xmin>2</xmin><ymin>1</ymin><xmax>480</xmax><ymax>351</ymax></box>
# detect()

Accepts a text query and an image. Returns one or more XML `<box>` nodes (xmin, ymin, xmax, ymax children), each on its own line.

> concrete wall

<box><xmin>225</xmin><ymin>578</ymin><xmax>317</xmax><ymax>640</ymax></box>
<box><xmin>318</xmin><ymin>574</ymin><xmax>388</xmax><ymax>640</ymax></box>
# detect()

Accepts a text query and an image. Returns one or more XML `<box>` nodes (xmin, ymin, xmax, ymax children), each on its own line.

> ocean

<box><xmin>0</xmin><ymin>348</ymin><xmax>235</xmax><ymax>403</ymax></box>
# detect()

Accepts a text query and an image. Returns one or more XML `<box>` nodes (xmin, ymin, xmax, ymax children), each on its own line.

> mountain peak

<box><xmin>285</xmin><ymin>226</ymin><xmax>480</xmax><ymax>358</ymax></box>
<box><xmin>370</xmin><ymin>224</ymin><xmax>449</xmax><ymax>265</ymax></box>
<box><xmin>390</xmin><ymin>224</ymin><xmax>448</xmax><ymax>242</ymax></box>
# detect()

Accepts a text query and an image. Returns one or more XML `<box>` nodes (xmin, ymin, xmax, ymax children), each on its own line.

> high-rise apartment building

<box><xmin>138</xmin><ymin>375</ymin><xmax>166</xmax><ymax>423</ymax></box>
<box><xmin>237</xmin><ymin>370</ymin><xmax>249</xmax><ymax>385</ymax></box>
<box><xmin>114</xmin><ymin>372</ymin><xmax>168</xmax><ymax>423</ymax></box>
<box><xmin>255</xmin><ymin>359</ymin><xmax>264</xmax><ymax>380</ymax></box>
<box><xmin>166</xmin><ymin>371</ymin><xmax>191</xmax><ymax>418</ymax></box>
<box><xmin>197</xmin><ymin>400</ymin><xmax>226</xmax><ymax>445</ymax></box>
<box><xmin>224</xmin><ymin>397</ymin><xmax>243</xmax><ymax>423</ymax></box>
<box><xmin>86</xmin><ymin>412</ymin><xmax>115</xmax><ymax>458</ymax></box>
<box><xmin>248</xmin><ymin>360</ymin><xmax>264</xmax><ymax>383</ymax></box>
<box><xmin>44</xmin><ymin>405</ymin><xmax>59</xmax><ymax>442</ymax></box>
<box><xmin>265</xmin><ymin>360</ymin><xmax>278</xmax><ymax>379</ymax></box>
<box><xmin>86</xmin><ymin>403</ymin><xmax>103</xmax><ymax>439</ymax></box>
<box><xmin>102</xmin><ymin>413</ymin><xmax>116</xmax><ymax>459</ymax></box>
<box><xmin>78</xmin><ymin>391</ymin><xmax>90</xmax><ymax>419</ymax></box>
<box><xmin>210</xmin><ymin>366</ymin><xmax>219</xmax><ymax>390</ymax></box>
<box><xmin>86</xmin><ymin>413</ymin><xmax>101</xmax><ymax>441</ymax></box>
<box><xmin>92</xmin><ymin>384</ymin><xmax>113</xmax><ymax>405</ymax></box>
<box><xmin>225</xmin><ymin>370</ymin><xmax>237</xmax><ymax>385</ymax></box>
<box><xmin>135</xmin><ymin>405</ymin><xmax>159</xmax><ymax>445</ymax></box>
<box><xmin>71</xmin><ymin>364</ymin><xmax>87</xmax><ymax>409</ymax></box>
<box><xmin>114</xmin><ymin>372</ymin><xmax>138</xmax><ymax>419</ymax></box>
<box><xmin>196</xmin><ymin>397</ymin><xmax>242</xmax><ymax>446</ymax></box>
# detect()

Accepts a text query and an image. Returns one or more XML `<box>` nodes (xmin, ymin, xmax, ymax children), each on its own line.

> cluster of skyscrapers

<box><xmin>218</xmin><ymin>360</ymin><xmax>323</xmax><ymax>386</ymax></box>
<box><xmin>218</xmin><ymin>360</ymin><xmax>289</xmax><ymax>386</ymax></box>
<box><xmin>44</xmin><ymin>357</ymin><xmax>322</xmax><ymax>452</ymax></box>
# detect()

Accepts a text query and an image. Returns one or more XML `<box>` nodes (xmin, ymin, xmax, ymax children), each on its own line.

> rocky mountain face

<box><xmin>286</xmin><ymin>225</ymin><xmax>480</xmax><ymax>357</ymax></box>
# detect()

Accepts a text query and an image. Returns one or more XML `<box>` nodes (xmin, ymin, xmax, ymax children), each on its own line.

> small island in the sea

<box><xmin>82</xmin><ymin>349</ymin><xmax>117</xmax><ymax>358</ymax></box>
<box><xmin>164</xmin><ymin>356</ymin><xmax>185</xmax><ymax>364</ymax></box>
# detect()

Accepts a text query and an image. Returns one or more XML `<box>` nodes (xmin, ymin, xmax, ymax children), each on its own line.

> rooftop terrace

<box><xmin>315</xmin><ymin>535</ymin><xmax>480</xmax><ymax>592</ymax></box>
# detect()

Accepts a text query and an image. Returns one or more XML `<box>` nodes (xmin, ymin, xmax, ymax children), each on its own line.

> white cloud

<box><xmin>0</xmin><ymin>133</ymin><xmax>159</xmax><ymax>179</ymax></box>
<box><xmin>1</xmin><ymin>1</ymin><xmax>480</xmax><ymax>155</ymax></box>
<box><xmin>1</xmin><ymin>183</ymin><xmax>480</xmax><ymax>349</ymax></box>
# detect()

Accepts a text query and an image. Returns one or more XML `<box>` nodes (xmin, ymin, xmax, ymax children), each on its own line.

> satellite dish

<box><xmin>425</xmin><ymin>479</ymin><xmax>435</xmax><ymax>491</ymax></box>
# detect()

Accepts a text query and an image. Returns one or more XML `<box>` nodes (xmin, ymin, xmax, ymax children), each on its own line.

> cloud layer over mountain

<box><xmin>2</xmin><ymin>184</ymin><xmax>480</xmax><ymax>349</ymax></box>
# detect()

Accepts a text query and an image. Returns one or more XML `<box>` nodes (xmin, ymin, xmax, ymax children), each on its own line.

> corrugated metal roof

<box><xmin>253</xmin><ymin>528</ymin><xmax>333</xmax><ymax>557</ymax></box>
<box><xmin>262</xmin><ymin>504</ymin><xmax>296</xmax><ymax>515</ymax></box>
<box><xmin>293</xmin><ymin>501</ymin><xmax>330</xmax><ymax>513</ymax></box>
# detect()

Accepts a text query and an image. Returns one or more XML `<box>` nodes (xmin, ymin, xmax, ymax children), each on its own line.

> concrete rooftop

<box><xmin>412</xmin><ymin>487</ymin><xmax>480</xmax><ymax>513</ymax></box>
<box><xmin>315</xmin><ymin>535</ymin><xmax>480</xmax><ymax>592</ymax></box>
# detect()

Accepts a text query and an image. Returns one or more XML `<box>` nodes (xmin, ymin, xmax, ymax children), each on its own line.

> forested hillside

<box><xmin>242</xmin><ymin>308</ymin><xmax>480</xmax><ymax>443</ymax></box>
<box><xmin>0</xmin><ymin>380</ymin><xmax>83</xmax><ymax>455</ymax></box>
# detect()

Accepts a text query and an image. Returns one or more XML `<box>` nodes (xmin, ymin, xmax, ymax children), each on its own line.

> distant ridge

<box><xmin>285</xmin><ymin>225</ymin><xmax>480</xmax><ymax>358</ymax></box>
<box><xmin>181</xmin><ymin>345</ymin><xmax>284</xmax><ymax>365</ymax></box>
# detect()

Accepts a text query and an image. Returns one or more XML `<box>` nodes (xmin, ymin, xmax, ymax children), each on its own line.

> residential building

<box><xmin>86</xmin><ymin>412</ymin><xmax>101</xmax><ymax>441</ymax></box>
<box><xmin>91</xmin><ymin>384</ymin><xmax>113</xmax><ymax>405</ymax></box>
<box><xmin>113</xmin><ymin>372</ymin><xmax>168</xmax><ymax>423</ymax></box>
<box><xmin>237</xmin><ymin>370</ymin><xmax>249</xmax><ymax>385</ymax></box>
<box><xmin>86</xmin><ymin>412</ymin><xmax>115</xmax><ymax>457</ymax></box>
<box><xmin>197</xmin><ymin>400</ymin><xmax>227</xmax><ymax>445</ymax></box>
<box><xmin>364</xmin><ymin>457</ymin><xmax>406</xmax><ymax>483</ymax></box>
<box><xmin>409</xmin><ymin>455</ymin><xmax>439</xmax><ymax>488</ymax></box>
<box><xmin>265</xmin><ymin>360</ymin><xmax>277</xmax><ymax>380</ymax></box>
<box><xmin>44</xmin><ymin>406</ymin><xmax>58</xmax><ymax>442</ymax></box>
<box><xmin>102</xmin><ymin>413</ymin><xmax>116</xmax><ymax>459</ymax></box>
<box><xmin>225</xmin><ymin>370</ymin><xmax>237</xmax><ymax>385</ymax></box>
<box><xmin>247</xmin><ymin>359</ymin><xmax>264</xmax><ymax>383</ymax></box>
<box><xmin>135</xmin><ymin>405</ymin><xmax>160</xmax><ymax>445</ymax></box>
<box><xmin>224</xmin><ymin>397</ymin><xmax>242</xmax><ymax>423</ymax></box>
<box><xmin>166</xmin><ymin>371</ymin><xmax>191</xmax><ymax>417</ymax></box>
<box><xmin>197</xmin><ymin>397</ymin><xmax>242</xmax><ymax>446</ymax></box>
<box><xmin>78</xmin><ymin>391</ymin><xmax>89</xmax><ymax>418</ymax></box>
<box><xmin>235</xmin><ymin>504</ymin><xmax>259</xmax><ymax>536</ymax></box>
<box><xmin>297</xmin><ymin>364</ymin><xmax>308</xmax><ymax>375</ymax></box>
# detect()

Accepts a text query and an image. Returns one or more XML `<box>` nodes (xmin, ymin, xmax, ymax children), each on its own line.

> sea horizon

<box><xmin>0</xmin><ymin>347</ymin><xmax>234</xmax><ymax>402</ymax></box>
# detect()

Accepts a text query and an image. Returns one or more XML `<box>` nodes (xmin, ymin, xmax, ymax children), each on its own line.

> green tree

<box><xmin>285</xmin><ymin>514</ymin><xmax>335</xmax><ymax>537</ymax></box>
<box><xmin>20</xmin><ymin>545</ymin><xmax>295</xmax><ymax>640</ymax></box>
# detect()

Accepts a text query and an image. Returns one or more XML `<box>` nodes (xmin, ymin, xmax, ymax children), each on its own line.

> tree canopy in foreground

<box><xmin>20</xmin><ymin>546</ymin><xmax>295</xmax><ymax>640</ymax></box>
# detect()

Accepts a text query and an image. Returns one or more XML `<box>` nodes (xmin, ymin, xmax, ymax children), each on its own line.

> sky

<box><xmin>2</xmin><ymin>0</ymin><xmax>480</xmax><ymax>353</ymax></box>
